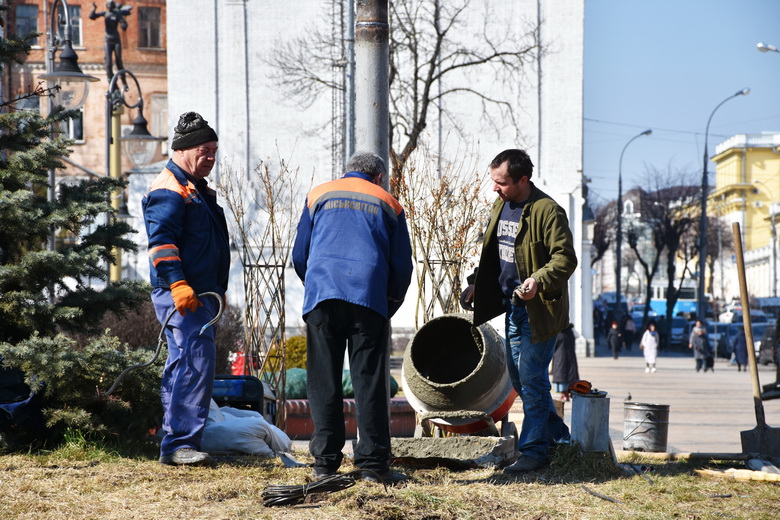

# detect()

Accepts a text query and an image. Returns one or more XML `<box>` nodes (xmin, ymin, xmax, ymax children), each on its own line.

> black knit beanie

<box><xmin>170</xmin><ymin>112</ymin><xmax>218</xmax><ymax>151</ymax></box>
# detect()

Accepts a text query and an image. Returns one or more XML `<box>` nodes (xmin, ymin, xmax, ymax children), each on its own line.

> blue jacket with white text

<box><xmin>292</xmin><ymin>171</ymin><xmax>413</xmax><ymax>319</ymax></box>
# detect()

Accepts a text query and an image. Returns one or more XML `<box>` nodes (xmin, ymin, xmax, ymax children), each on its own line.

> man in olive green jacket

<box><xmin>464</xmin><ymin>149</ymin><xmax>577</xmax><ymax>472</ymax></box>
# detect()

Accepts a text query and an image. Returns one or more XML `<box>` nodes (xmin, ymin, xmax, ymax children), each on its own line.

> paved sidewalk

<box><xmin>551</xmin><ymin>343</ymin><xmax>780</xmax><ymax>455</ymax></box>
<box><xmin>291</xmin><ymin>343</ymin><xmax>780</xmax><ymax>457</ymax></box>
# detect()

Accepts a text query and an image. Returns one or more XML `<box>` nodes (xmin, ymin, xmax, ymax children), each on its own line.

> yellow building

<box><xmin>710</xmin><ymin>133</ymin><xmax>780</xmax><ymax>300</ymax></box>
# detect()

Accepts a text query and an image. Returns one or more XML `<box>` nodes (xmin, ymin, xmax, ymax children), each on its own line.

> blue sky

<box><xmin>584</xmin><ymin>0</ymin><xmax>780</xmax><ymax>206</ymax></box>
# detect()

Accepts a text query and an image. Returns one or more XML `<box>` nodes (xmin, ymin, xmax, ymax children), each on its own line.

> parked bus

<box><xmin>648</xmin><ymin>285</ymin><xmax>698</xmax><ymax>318</ymax></box>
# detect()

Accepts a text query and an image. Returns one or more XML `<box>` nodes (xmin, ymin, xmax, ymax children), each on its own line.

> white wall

<box><xmin>162</xmin><ymin>0</ymin><xmax>587</xmax><ymax>342</ymax></box>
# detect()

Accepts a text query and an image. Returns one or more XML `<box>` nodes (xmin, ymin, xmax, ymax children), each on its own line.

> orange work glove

<box><xmin>170</xmin><ymin>280</ymin><xmax>202</xmax><ymax>315</ymax></box>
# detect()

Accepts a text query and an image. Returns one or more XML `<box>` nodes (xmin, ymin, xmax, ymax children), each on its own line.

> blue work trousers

<box><xmin>152</xmin><ymin>289</ymin><xmax>218</xmax><ymax>457</ymax></box>
<box><xmin>304</xmin><ymin>299</ymin><xmax>391</xmax><ymax>474</ymax></box>
<box><xmin>505</xmin><ymin>303</ymin><xmax>570</xmax><ymax>462</ymax></box>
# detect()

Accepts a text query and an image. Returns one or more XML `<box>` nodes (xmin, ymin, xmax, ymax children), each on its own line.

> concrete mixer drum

<box><xmin>401</xmin><ymin>313</ymin><xmax>518</xmax><ymax>440</ymax></box>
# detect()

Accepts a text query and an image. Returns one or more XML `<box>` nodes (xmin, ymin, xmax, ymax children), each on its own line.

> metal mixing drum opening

<box><xmin>409</xmin><ymin>315</ymin><xmax>483</xmax><ymax>384</ymax></box>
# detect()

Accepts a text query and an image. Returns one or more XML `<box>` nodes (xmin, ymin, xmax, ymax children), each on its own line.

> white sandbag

<box><xmin>201</xmin><ymin>400</ymin><xmax>292</xmax><ymax>457</ymax></box>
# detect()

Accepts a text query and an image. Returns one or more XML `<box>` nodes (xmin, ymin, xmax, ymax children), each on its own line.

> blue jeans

<box><xmin>505</xmin><ymin>303</ymin><xmax>570</xmax><ymax>462</ymax></box>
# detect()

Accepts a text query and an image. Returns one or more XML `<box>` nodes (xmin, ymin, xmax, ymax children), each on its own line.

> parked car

<box><xmin>713</xmin><ymin>322</ymin><xmax>770</xmax><ymax>358</ymax></box>
<box><xmin>670</xmin><ymin>316</ymin><xmax>688</xmax><ymax>347</ymax></box>
<box><xmin>631</xmin><ymin>304</ymin><xmax>657</xmax><ymax>317</ymax></box>
<box><xmin>630</xmin><ymin>311</ymin><xmax>646</xmax><ymax>329</ymax></box>
<box><xmin>701</xmin><ymin>320</ymin><xmax>726</xmax><ymax>353</ymax></box>
<box><xmin>719</xmin><ymin>308</ymin><xmax>769</xmax><ymax>324</ymax></box>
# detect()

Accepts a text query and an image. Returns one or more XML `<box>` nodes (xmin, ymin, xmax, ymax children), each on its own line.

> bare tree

<box><xmin>632</xmin><ymin>166</ymin><xmax>700</xmax><ymax>337</ymax></box>
<box><xmin>392</xmin><ymin>142</ymin><xmax>489</xmax><ymax>326</ymax></box>
<box><xmin>267</xmin><ymin>0</ymin><xmax>540</xmax><ymax>180</ymax></box>
<box><xmin>591</xmin><ymin>202</ymin><xmax>615</xmax><ymax>265</ymax></box>
<box><xmin>388</xmin><ymin>0</ymin><xmax>538</xmax><ymax>177</ymax></box>
<box><xmin>705</xmin><ymin>216</ymin><xmax>734</xmax><ymax>301</ymax></box>
<box><xmin>217</xmin><ymin>158</ymin><xmax>308</xmax><ymax>428</ymax></box>
<box><xmin>626</xmin><ymin>206</ymin><xmax>664</xmax><ymax>328</ymax></box>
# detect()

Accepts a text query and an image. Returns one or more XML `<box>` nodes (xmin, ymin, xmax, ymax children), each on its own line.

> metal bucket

<box><xmin>623</xmin><ymin>402</ymin><xmax>670</xmax><ymax>452</ymax></box>
<box><xmin>401</xmin><ymin>313</ymin><xmax>516</xmax><ymax>434</ymax></box>
<box><xmin>571</xmin><ymin>392</ymin><xmax>611</xmax><ymax>453</ymax></box>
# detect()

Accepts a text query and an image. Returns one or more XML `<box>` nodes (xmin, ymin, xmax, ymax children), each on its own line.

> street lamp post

<box><xmin>754</xmin><ymin>180</ymin><xmax>778</xmax><ymax>298</ymax></box>
<box><xmin>105</xmin><ymin>69</ymin><xmax>164</xmax><ymax>281</ymax></box>
<box><xmin>697</xmin><ymin>88</ymin><xmax>750</xmax><ymax>320</ymax></box>
<box><xmin>757</xmin><ymin>42</ymin><xmax>780</xmax><ymax>54</ymax></box>
<box><xmin>40</xmin><ymin>0</ymin><xmax>100</xmax><ymax>250</ymax></box>
<box><xmin>616</xmin><ymin>129</ymin><xmax>652</xmax><ymax>323</ymax></box>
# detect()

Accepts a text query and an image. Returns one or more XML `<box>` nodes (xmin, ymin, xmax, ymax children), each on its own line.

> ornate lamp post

<box><xmin>697</xmin><ymin>88</ymin><xmax>750</xmax><ymax>319</ymax></box>
<box><xmin>615</xmin><ymin>129</ymin><xmax>652</xmax><ymax>322</ymax></box>
<box><xmin>40</xmin><ymin>0</ymin><xmax>100</xmax><ymax>250</ymax></box>
<box><xmin>106</xmin><ymin>69</ymin><xmax>164</xmax><ymax>281</ymax></box>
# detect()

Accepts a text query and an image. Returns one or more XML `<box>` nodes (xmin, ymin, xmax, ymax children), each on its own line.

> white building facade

<box><xmin>136</xmin><ymin>0</ymin><xmax>590</xmax><ymax>352</ymax></box>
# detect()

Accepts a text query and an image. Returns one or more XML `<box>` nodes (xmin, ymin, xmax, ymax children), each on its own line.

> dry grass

<box><xmin>1</xmin><ymin>443</ymin><xmax>779</xmax><ymax>520</ymax></box>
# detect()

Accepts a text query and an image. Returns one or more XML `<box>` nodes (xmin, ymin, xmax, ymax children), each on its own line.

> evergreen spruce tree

<box><xmin>0</xmin><ymin>17</ymin><xmax>154</xmax><ymax>449</ymax></box>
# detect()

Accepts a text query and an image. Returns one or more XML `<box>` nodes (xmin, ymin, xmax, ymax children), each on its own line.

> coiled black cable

<box><xmin>262</xmin><ymin>470</ymin><xmax>384</xmax><ymax>507</ymax></box>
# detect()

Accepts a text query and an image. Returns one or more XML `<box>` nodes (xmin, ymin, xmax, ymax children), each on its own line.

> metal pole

<box><xmin>355</xmin><ymin>0</ymin><xmax>391</xmax><ymax>412</ymax></box>
<box><xmin>698</xmin><ymin>89</ymin><xmax>749</xmax><ymax>320</ymax></box>
<box><xmin>435</xmin><ymin>0</ymin><xmax>442</xmax><ymax>178</ymax></box>
<box><xmin>45</xmin><ymin>0</ymin><xmax>56</xmax><ymax>251</ymax></box>
<box><xmin>105</xmin><ymin>69</ymin><xmax>148</xmax><ymax>281</ymax></box>
<box><xmin>344</xmin><ymin>0</ymin><xmax>356</xmax><ymax>165</ymax></box>
<box><xmin>616</xmin><ymin>129</ymin><xmax>651</xmax><ymax>323</ymax></box>
<box><xmin>772</xmin><ymin>206</ymin><xmax>777</xmax><ymax>298</ymax></box>
<box><xmin>355</xmin><ymin>0</ymin><xmax>389</xmax><ymax>189</ymax></box>
<box><xmin>109</xmin><ymin>105</ymin><xmax>123</xmax><ymax>281</ymax></box>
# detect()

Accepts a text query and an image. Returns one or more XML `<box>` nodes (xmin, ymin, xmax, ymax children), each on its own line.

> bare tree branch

<box><xmin>266</xmin><ymin>0</ymin><xmax>540</xmax><ymax>181</ymax></box>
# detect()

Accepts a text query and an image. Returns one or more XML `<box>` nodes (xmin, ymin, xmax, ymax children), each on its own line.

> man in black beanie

<box><xmin>142</xmin><ymin>112</ymin><xmax>230</xmax><ymax>466</ymax></box>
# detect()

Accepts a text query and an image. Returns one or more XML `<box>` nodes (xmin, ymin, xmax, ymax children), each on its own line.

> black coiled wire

<box><xmin>262</xmin><ymin>470</ymin><xmax>384</xmax><ymax>507</ymax></box>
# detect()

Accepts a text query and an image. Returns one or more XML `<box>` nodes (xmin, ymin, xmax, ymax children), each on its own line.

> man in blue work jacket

<box><xmin>142</xmin><ymin>112</ymin><xmax>229</xmax><ymax>466</ymax></box>
<box><xmin>292</xmin><ymin>151</ymin><xmax>413</xmax><ymax>485</ymax></box>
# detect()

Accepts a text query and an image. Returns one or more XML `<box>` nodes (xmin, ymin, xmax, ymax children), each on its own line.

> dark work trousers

<box><xmin>151</xmin><ymin>288</ymin><xmax>219</xmax><ymax>457</ymax></box>
<box><xmin>305</xmin><ymin>299</ymin><xmax>390</xmax><ymax>474</ymax></box>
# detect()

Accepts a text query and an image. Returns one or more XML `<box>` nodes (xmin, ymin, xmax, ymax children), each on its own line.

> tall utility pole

<box><xmin>698</xmin><ymin>88</ymin><xmax>749</xmax><ymax>319</ymax></box>
<box><xmin>345</xmin><ymin>0</ymin><xmax>356</xmax><ymax>164</ymax></box>
<box><xmin>615</xmin><ymin>129</ymin><xmax>651</xmax><ymax>323</ymax></box>
<box><xmin>355</xmin><ymin>0</ymin><xmax>389</xmax><ymax>189</ymax></box>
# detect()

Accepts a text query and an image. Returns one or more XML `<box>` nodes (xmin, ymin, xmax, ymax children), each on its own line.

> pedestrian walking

<box><xmin>462</xmin><ymin>148</ymin><xmax>577</xmax><ymax>473</ymax></box>
<box><xmin>621</xmin><ymin>313</ymin><xmax>636</xmax><ymax>351</ymax></box>
<box><xmin>593</xmin><ymin>307</ymin><xmax>602</xmax><ymax>345</ymax></box>
<box><xmin>690</xmin><ymin>325</ymin><xmax>713</xmax><ymax>372</ymax></box>
<box><xmin>292</xmin><ymin>151</ymin><xmax>414</xmax><ymax>485</ymax></box>
<box><xmin>607</xmin><ymin>320</ymin><xmax>622</xmax><ymax>359</ymax></box>
<box><xmin>639</xmin><ymin>320</ymin><xmax>659</xmax><ymax>373</ymax></box>
<box><xmin>142</xmin><ymin>112</ymin><xmax>228</xmax><ymax>467</ymax></box>
<box><xmin>552</xmin><ymin>323</ymin><xmax>579</xmax><ymax>401</ymax></box>
<box><xmin>733</xmin><ymin>329</ymin><xmax>748</xmax><ymax>372</ymax></box>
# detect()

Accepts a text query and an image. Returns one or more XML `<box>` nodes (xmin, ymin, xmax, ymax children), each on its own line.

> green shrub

<box><xmin>285</xmin><ymin>335</ymin><xmax>307</xmax><ymax>369</ymax></box>
<box><xmin>0</xmin><ymin>332</ymin><xmax>163</xmax><ymax>449</ymax></box>
<box><xmin>280</xmin><ymin>335</ymin><xmax>307</xmax><ymax>369</ymax></box>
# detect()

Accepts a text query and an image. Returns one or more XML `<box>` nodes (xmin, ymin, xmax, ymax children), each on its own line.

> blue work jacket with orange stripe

<box><xmin>292</xmin><ymin>171</ymin><xmax>413</xmax><ymax>319</ymax></box>
<box><xmin>142</xmin><ymin>160</ymin><xmax>230</xmax><ymax>295</ymax></box>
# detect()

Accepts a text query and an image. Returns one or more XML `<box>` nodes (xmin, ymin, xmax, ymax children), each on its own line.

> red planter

<box><xmin>284</xmin><ymin>397</ymin><xmax>417</xmax><ymax>440</ymax></box>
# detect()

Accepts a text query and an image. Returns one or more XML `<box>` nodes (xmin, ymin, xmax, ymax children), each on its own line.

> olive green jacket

<box><xmin>473</xmin><ymin>183</ymin><xmax>578</xmax><ymax>343</ymax></box>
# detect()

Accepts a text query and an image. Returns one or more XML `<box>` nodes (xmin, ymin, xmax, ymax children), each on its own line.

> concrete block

<box><xmin>389</xmin><ymin>436</ymin><xmax>517</xmax><ymax>469</ymax></box>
